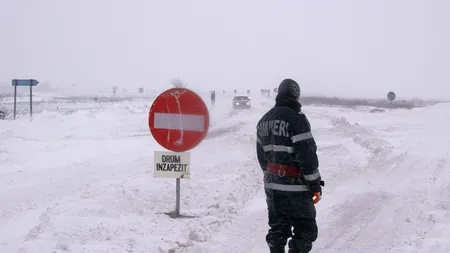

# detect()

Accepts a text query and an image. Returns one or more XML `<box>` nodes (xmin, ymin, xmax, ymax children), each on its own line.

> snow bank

<box><xmin>1</xmin><ymin>100</ymin><xmax>449</xmax><ymax>253</ymax></box>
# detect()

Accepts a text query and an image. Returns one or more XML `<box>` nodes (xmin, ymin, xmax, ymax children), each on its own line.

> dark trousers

<box><xmin>265</xmin><ymin>188</ymin><xmax>318</xmax><ymax>253</ymax></box>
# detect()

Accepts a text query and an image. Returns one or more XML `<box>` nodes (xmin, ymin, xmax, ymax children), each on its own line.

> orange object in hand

<box><xmin>312</xmin><ymin>192</ymin><xmax>321</xmax><ymax>204</ymax></box>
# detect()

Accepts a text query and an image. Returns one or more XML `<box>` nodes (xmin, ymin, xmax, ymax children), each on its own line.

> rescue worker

<box><xmin>256</xmin><ymin>78</ymin><xmax>323</xmax><ymax>253</ymax></box>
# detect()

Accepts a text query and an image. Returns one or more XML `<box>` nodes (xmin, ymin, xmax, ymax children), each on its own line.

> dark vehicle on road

<box><xmin>232</xmin><ymin>95</ymin><xmax>251</xmax><ymax>109</ymax></box>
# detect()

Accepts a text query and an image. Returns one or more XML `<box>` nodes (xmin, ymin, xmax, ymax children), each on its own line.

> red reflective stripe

<box><xmin>267</xmin><ymin>162</ymin><xmax>302</xmax><ymax>177</ymax></box>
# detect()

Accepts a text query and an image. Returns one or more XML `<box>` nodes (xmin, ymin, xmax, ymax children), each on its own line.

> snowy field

<box><xmin>1</xmin><ymin>94</ymin><xmax>449</xmax><ymax>253</ymax></box>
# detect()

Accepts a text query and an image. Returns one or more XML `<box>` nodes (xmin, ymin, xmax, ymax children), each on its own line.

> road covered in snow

<box><xmin>0</xmin><ymin>95</ymin><xmax>449</xmax><ymax>253</ymax></box>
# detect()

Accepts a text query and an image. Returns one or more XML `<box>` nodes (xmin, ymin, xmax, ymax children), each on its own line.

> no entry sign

<box><xmin>149</xmin><ymin>88</ymin><xmax>210</xmax><ymax>152</ymax></box>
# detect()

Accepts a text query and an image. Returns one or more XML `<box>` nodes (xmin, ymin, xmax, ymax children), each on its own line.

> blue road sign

<box><xmin>12</xmin><ymin>79</ymin><xmax>39</xmax><ymax>86</ymax></box>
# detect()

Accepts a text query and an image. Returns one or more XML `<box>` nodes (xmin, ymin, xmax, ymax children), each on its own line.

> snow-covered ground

<box><xmin>0</xmin><ymin>94</ymin><xmax>449</xmax><ymax>253</ymax></box>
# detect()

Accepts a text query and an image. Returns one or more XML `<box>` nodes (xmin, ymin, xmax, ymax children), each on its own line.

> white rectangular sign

<box><xmin>154</xmin><ymin>151</ymin><xmax>190</xmax><ymax>179</ymax></box>
<box><xmin>154</xmin><ymin>113</ymin><xmax>205</xmax><ymax>132</ymax></box>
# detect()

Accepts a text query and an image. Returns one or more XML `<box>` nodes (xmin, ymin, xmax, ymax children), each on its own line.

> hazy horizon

<box><xmin>1</xmin><ymin>0</ymin><xmax>449</xmax><ymax>100</ymax></box>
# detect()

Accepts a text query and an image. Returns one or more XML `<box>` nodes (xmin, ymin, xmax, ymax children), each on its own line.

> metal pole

<box><xmin>175</xmin><ymin>178</ymin><xmax>180</xmax><ymax>217</ymax></box>
<box><xmin>13</xmin><ymin>81</ymin><xmax>17</xmax><ymax>119</ymax></box>
<box><xmin>30</xmin><ymin>80</ymin><xmax>33</xmax><ymax>118</ymax></box>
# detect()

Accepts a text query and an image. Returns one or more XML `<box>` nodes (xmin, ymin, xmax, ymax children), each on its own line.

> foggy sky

<box><xmin>1</xmin><ymin>0</ymin><xmax>449</xmax><ymax>99</ymax></box>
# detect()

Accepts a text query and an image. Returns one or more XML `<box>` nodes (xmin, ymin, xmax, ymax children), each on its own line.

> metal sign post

<box><xmin>30</xmin><ymin>80</ymin><xmax>33</xmax><ymax>117</ymax></box>
<box><xmin>176</xmin><ymin>178</ymin><xmax>181</xmax><ymax>216</ymax></box>
<box><xmin>13</xmin><ymin>83</ymin><xmax>17</xmax><ymax>119</ymax></box>
<box><xmin>12</xmin><ymin>79</ymin><xmax>39</xmax><ymax>119</ymax></box>
<box><xmin>153</xmin><ymin>151</ymin><xmax>191</xmax><ymax>218</ymax></box>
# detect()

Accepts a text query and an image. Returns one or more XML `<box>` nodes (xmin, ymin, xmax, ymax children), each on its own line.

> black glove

<box><xmin>310</xmin><ymin>180</ymin><xmax>324</xmax><ymax>204</ymax></box>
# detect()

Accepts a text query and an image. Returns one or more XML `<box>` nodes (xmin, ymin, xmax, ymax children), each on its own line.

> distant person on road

<box><xmin>256</xmin><ymin>79</ymin><xmax>323</xmax><ymax>253</ymax></box>
<box><xmin>0</xmin><ymin>109</ymin><xmax>5</xmax><ymax>120</ymax></box>
<box><xmin>211</xmin><ymin>90</ymin><xmax>216</xmax><ymax>105</ymax></box>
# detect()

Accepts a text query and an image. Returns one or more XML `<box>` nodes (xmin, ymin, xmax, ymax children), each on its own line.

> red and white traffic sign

<box><xmin>149</xmin><ymin>88</ymin><xmax>209</xmax><ymax>152</ymax></box>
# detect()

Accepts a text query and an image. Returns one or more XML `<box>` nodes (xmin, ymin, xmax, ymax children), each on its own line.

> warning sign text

<box><xmin>154</xmin><ymin>151</ymin><xmax>190</xmax><ymax>178</ymax></box>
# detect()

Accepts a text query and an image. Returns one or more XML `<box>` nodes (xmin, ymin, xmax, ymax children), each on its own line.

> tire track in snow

<box><xmin>206</xmin><ymin>124</ymin><xmax>243</xmax><ymax>139</ymax></box>
<box><xmin>316</xmin><ymin>109</ymin><xmax>450</xmax><ymax>252</ymax></box>
<box><xmin>314</xmin><ymin>115</ymin><xmax>415</xmax><ymax>253</ymax></box>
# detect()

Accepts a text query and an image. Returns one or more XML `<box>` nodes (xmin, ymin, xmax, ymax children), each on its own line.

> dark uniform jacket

<box><xmin>256</xmin><ymin>95</ymin><xmax>322</xmax><ymax>193</ymax></box>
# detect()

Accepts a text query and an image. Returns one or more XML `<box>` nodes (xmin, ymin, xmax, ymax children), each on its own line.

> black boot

<box><xmin>288</xmin><ymin>239</ymin><xmax>312</xmax><ymax>253</ymax></box>
<box><xmin>269</xmin><ymin>247</ymin><xmax>285</xmax><ymax>253</ymax></box>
